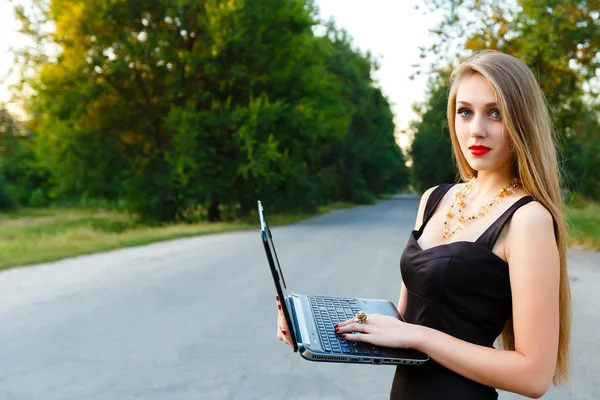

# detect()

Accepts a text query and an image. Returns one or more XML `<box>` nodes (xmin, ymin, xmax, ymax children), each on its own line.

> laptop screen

<box><xmin>258</xmin><ymin>200</ymin><xmax>298</xmax><ymax>351</ymax></box>
<box><xmin>258</xmin><ymin>201</ymin><xmax>288</xmax><ymax>299</ymax></box>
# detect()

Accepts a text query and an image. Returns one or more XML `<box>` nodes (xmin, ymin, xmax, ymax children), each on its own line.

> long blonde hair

<box><xmin>447</xmin><ymin>50</ymin><xmax>571</xmax><ymax>385</ymax></box>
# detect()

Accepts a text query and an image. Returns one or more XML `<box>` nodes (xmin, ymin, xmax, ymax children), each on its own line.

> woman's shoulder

<box><xmin>419</xmin><ymin>184</ymin><xmax>443</xmax><ymax>208</ymax></box>
<box><xmin>511</xmin><ymin>198</ymin><xmax>554</xmax><ymax>230</ymax></box>
<box><xmin>419</xmin><ymin>183</ymin><xmax>464</xmax><ymax>208</ymax></box>
<box><xmin>417</xmin><ymin>183</ymin><xmax>460</xmax><ymax>218</ymax></box>
<box><xmin>420</xmin><ymin>182</ymin><xmax>461</xmax><ymax>200</ymax></box>
<box><xmin>420</xmin><ymin>185</ymin><xmax>439</xmax><ymax>202</ymax></box>
<box><xmin>504</xmin><ymin>196</ymin><xmax>558</xmax><ymax>271</ymax></box>
<box><xmin>506</xmin><ymin>196</ymin><xmax>555</xmax><ymax>248</ymax></box>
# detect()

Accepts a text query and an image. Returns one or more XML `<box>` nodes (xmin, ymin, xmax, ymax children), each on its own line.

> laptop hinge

<box><xmin>288</xmin><ymin>294</ymin><xmax>308</xmax><ymax>348</ymax></box>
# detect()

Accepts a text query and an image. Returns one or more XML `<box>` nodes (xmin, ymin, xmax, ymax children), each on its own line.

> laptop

<box><xmin>258</xmin><ymin>200</ymin><xmax>429</xmax><ymax>365</ymax></box>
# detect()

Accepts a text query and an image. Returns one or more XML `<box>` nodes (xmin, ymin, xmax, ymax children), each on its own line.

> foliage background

<box><xmin>1</xmin><ymin>0</ymin><xmax>599</xmax><ymax>226</ymax></box>
<box><xmin>1</xmin><ymin>0</ymin><xmax>409</xmax><ymax>222</ymax></box>
<box><xmin>409</xmin><ymin>0</ymin><xmax>600</xmax><ymax>200</ymax></box>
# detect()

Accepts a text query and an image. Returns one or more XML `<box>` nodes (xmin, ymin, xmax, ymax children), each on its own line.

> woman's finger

<box><xmin>275</xmin><ymin>295</ymin><xmax>293</xmax><ymax>347</ymax></box>
<box><xmin>335</xmin><ymin>312</ymin><xmax>381</xmax><ymax>330</ymax></box>
<box><xmin>277</xmin><ymin>314</ymin><xmax>290</xmax><ymax>334</ymax></box>
<box><xmin>340</xmin><ymin>332</ymin><xmax>369</xmax><ymax>343</ymax></box>
<box><xmin>337</xmin><ymin>322</ymin><xmax>371</xmax><ymax>334</ymax></box>
<box><xmin>283</xmin><ymin>333</ymin><xmax>292</xmax><ymax>347</ymax></box>
<box><xmin>335</xmin><ymin>318</ymin><xmax>356</xmax><ymax>328</ymax></box>
<box><xmin>278</xmin><ymin>325</ymin><xmax>292</xmax><ymax>346</ymax></box>
<box><xmin>278</xmin><ymin>314</ymin><xmax>288</xmax><ymax>328</ymax></box>
<box><xmin>277</xmin><ymin>323</ymin><xmax>292</xmax><ymax>344</ymax></box>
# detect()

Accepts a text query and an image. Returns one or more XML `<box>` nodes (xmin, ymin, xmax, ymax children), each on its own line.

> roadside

<box><xmin>566</xmin><ymin>201</ymin><xmax>600</xmax><ymax>250</ymax></box>
<box><xmin>0</xmin><ymin>195</ymin><xmax>597</xmax><ymax>271</ymax></box>
<box><xmin>0</xmin><ymin>201</ymin><xmax>356</xmax><ymax>271</ymax></box>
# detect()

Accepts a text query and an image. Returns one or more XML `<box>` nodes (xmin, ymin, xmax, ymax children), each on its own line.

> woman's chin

<box><xmin>466</xmin><ymin>158</ymin><xmax>488</xmax><ymax>170</ymax></box>
<box><xmin>466</xmin><ymin>160</ymin><xmax>499</xmax><ymax>173</ymax></box>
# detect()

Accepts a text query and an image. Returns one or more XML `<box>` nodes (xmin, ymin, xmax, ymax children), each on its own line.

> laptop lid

<box><xmin>258</xmin><ymin>200</ymin><xmax>299</xmax><ymax>352</ymax></box>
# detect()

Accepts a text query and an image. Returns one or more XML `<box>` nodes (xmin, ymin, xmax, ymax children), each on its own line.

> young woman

<box><xmin>276</xmin><ymin>50</ymin><xmax>571</xmax><ymax>399</ymax></box>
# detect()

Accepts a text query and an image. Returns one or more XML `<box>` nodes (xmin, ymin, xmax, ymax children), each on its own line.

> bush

<box><xmin>564</xmin><ymin>191</ymin><xmax>588</xmax><ymax>209</ymax></box>
<box><xmin>0</xmin><ymin>179</ymin><xmax>17</xmax><ymax>211</ymax></box>
<box><xmin>28</xmin><ymin>187</ymin><xmax>49</xmax><ymax>207</ymax></box>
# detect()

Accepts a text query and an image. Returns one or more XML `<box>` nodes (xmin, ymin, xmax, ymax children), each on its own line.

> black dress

<box><xmin>390</xmin><ymin>183</ymin><xmax>534</xmax><ymax>400</ymax></box>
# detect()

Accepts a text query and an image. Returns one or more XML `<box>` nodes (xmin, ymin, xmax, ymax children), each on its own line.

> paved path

<box><xmin>0</xmin><ymin>195</ymin><xmax>597</xmax><ymax>399</ymax></box>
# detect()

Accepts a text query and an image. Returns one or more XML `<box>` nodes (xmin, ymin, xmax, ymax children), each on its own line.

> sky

<box><xmin>0</xmin><ymin>0</ymin><xmax>441</xmax><ymax>148</ymax></box>
<box><xmin>0</xmin><ymin>1</ymin><xmax>23</xmax><ymax>103</ymax></box>
<box><xmin>315</xmin><ymin>0</ymin><xmax>441</xmax><ymax>146</ymax></box>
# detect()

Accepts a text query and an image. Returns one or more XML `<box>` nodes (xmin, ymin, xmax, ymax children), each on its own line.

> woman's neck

<box><xmin>471</xmin><ymin>169</ymin><xmax>516</xmax><ymax>200</ymax></box>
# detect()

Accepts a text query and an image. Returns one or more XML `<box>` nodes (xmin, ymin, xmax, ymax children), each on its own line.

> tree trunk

<box><xmin>208</xmin><ymin>199</ymin><xmax>221</xmax><ymax>222</ymax></box>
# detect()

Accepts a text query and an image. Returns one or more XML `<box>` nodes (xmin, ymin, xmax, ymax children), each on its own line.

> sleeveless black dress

<box><xmin>390</xmin><ymin>183</ymin><xmax>534</xmax><ymax>400</ymax></box>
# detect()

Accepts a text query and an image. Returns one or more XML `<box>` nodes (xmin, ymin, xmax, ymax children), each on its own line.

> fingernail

<box><xmin>335</xmin><ymin>327</ymin><xmax>339</xmax><ymax>332</ymax></box>
<box><xmin>278</xmin><ymin>304</ymin><xmax>281</xmax><ymax>310</ymax></box>
<box><xmin>341</xmin><ymin>334</ymin><xmax>346</xmax><ymax>339</ymax></box>
<box><xmin>334</xmin><ymin>324</ymin><xmax>338</xmax><ymax>328</ymax></box>
<box><xmin>282</xmin><ymin>330</ymin><xmax>287</xmax><ymax>335</ymax></box>
<box><xmin>276</xmin><ymin>295</ymin><xmax>279</xmax><ymax>301</ymax></box>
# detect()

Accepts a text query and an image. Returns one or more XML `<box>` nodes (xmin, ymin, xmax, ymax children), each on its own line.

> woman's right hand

<box><xmin>276</xmin><ymin>295</ymin><xmax>293</xmax><ymax>348</ymax></box>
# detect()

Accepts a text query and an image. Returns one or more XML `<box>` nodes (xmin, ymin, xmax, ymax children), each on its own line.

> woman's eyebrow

<box><xmin>457</xmin><ymin>100</ymin><xmax>498</xmax><ymax>107</ymax></box>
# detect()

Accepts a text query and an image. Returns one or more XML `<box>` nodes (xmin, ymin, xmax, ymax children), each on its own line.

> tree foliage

<box><xmin>12</xmin><ymin>0</ymin><xmax>408</xmax><ymax>221</ymax></box>
<box><xmin>409</xmin><ymin>72</ymin><xmax>457</xmax><ymax>193</ymax></box>
<box><xmin>411</xmin><ymin>0</ymin><xmax>600</xmax><ymax>198</ymax></box>
<box><xmin>0</xmin><ymin>105</ymin><xmax>51</xmax><ymax>208</ymax></box>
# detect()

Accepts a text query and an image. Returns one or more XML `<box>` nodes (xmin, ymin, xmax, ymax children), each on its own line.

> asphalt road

<box><xmin>0</xmin><ymin>195</ymin><xmax>597</xmax><ymax>399</ymax></box>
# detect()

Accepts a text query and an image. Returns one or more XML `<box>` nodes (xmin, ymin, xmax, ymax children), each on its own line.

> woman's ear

<box><xmin>507</xmin><ymin>135</ymin><xmax>515</xmax><ymax>153</ymax></box>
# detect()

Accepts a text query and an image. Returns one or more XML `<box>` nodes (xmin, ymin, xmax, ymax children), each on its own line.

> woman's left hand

<box><xmin>334</xmin><ymin>313</ymin><xmax>423</xmax><ymax>349</ymax></box>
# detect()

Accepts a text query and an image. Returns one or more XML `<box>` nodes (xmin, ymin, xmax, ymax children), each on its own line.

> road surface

<box><xmin>0</xmin><ymin>195</ymin><xmax>597</xmax><ymax>399</ymax></box>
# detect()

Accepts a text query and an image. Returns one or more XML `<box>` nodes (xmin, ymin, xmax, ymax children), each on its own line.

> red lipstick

<box><xmin>469</xmin><ymin>145</ymin><xmax>491</xmax><ymax>156</ymax></box>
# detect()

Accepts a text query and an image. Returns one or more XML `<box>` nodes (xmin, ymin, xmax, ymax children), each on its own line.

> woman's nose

<box><xmin>469</xmin><ymin>116</ymin><xmax>487</xmax><ymax>138</ymax></box>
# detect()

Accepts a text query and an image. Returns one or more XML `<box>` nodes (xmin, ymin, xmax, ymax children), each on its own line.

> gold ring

<box><xmin>355</xmin><ymin>311</ymin><xmax>368</xmax><ymax>324</ymax></box>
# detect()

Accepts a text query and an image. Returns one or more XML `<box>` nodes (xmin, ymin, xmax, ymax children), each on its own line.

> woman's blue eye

<box><xmin>490</xmin><ymin>109</ymin><xmax>501</xmax><ymax>119</ymax></box>
<box><xmin>457</xmin><ymin>109</ymin><xmax>471</xmax><ymax>117</ymax></box>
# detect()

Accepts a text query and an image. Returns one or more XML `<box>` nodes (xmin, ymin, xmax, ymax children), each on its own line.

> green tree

<box><xmin>408</xmin><ymin>72</ymin><xmax>457</xmax><ymax>193</ymax></box>
<box><xmin>0</xmin><ymin>105</ymin><xmax>51</xmax><ymax>207</ymax></box>
<box><xmin>419</xmin><ymin>0</ymin><xmax>600</xmax><ymax>199</ymax></box>
<box><xmin>316</xmin><ymin>25</ymin><xmax>409</xmax><ymax>202</ymax></box>
<box><xmin>14</xmin><ymin>0</ymin><xmax>408</xmax><ymax>221</ymax></box>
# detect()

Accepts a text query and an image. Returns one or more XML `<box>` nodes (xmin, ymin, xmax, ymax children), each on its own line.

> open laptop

<box><xmin>258</xmin><ymin>200</ymin><xmax>429</xmax><ymax>365</ymax></box>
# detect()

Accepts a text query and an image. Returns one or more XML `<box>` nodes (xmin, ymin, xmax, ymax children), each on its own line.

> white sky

<box><xmin>315</xmin><ymin>0</ymin><xmax>440</xmax><ymax>146</ymax></box>
<box><xmin>0</xmin><ymin>0</ymin><xmax>440</xmax><ymax>147</ymax></box>
<box><xmin>0</xmin><ymin>0</ymin><xmax>26</xmax><ymax>103</ymax></box>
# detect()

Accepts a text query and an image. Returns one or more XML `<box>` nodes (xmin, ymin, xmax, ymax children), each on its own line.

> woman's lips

<box><xmin>469</xmin><ymin>145</ymin><xmax>491</xmax><ymax>156</ymax></box>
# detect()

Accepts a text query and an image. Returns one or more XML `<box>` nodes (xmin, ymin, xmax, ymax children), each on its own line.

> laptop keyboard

<box><xmin>309</xmin><ymin>296</ymin><xmax>380</xmax><ymax>356</ymax></box>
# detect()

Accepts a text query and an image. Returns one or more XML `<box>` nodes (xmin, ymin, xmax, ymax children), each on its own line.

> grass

<box><xmin>1</xmin><ymin>197</ymin><xmax>597</xmax><ymax>271</ymax></box>
<box><xmin>0</xmin><ymin>202</ymin><xmax>357</xmax><ymax>271</ymax></box>
<box><xmin>566</xmin><ymin>201</ymin><xmax>600</xmax><ymax>251</ymax></box>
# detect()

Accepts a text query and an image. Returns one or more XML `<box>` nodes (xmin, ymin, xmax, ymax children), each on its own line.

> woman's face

<box><xmin>454</xmin><ymin>73</ymin><xmax>513</xmax><ymax>174</ymax></box>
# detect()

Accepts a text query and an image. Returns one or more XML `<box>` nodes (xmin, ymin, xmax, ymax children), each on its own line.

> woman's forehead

<box><xmin>456</xmin><ymin>74</ymin><xmax>497</xmax><ymax>105</ymax></box>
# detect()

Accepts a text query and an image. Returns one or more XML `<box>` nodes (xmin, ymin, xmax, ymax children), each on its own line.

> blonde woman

<box><xmin>277</xmin><ymin>50</ymin><xmax>571</xmax><ymax>399</ymax></box>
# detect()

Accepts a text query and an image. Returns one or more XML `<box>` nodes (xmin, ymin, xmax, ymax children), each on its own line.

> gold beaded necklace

<box><xmin>442</xmin><ymin>177</ymin><xmax>520</xmax><ymax>240</ymax></box>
